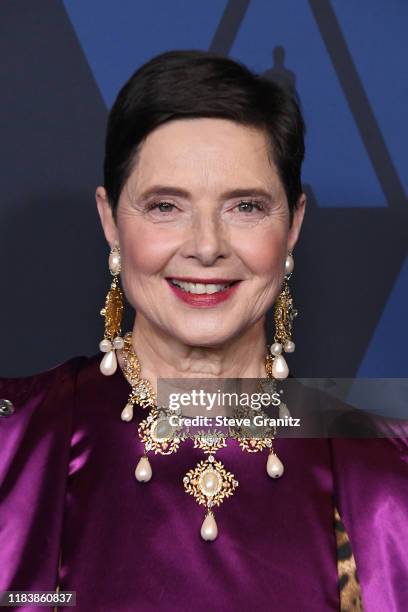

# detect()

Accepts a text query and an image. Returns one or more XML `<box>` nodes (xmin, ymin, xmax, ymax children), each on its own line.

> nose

<box><xmin>180</xmin><ymin>209</ymin><xmax>230</xmax><ymax>266</ymax></box>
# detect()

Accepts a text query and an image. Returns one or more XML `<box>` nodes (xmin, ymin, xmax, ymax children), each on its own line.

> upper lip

<box><xmin>166</xmin><ymin>277</ymin><xmax>239</xmax><ymax>284</ymax></box>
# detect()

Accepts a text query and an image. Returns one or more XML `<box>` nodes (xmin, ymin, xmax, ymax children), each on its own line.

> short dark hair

<box><xmin>104</xmin><ymin>50</ymin><xmax>305</xmax><ymax>223</ymax></box>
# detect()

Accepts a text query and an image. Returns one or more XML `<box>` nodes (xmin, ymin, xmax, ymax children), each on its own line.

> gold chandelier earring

<box><xmin>270</xmin><ymin>251</ymin><xmax>298</xmax><ymax>379</ymax></box>
<box><xmin>99</xmin><ymin>244</ymin><xmax>125</xmax><ymax>376</ymax></box>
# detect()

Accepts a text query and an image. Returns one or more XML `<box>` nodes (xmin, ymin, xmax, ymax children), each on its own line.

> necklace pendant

<box><xmin>183</xmin><ymin>454</ymin><xmax>238</xmax><ymax>541</ymax></box>
<box><xmin>266</xmin><ymin>451</ymin><xmax>284</xmax><ymax>478</ymax></box>
<box><xmin>200</xmin><ymin>510</ymin><xmax>218</xmax><ymax>541</ymax></box>
<box><xmin>135</xmin><ymin>455</ymin><xmax>152</xmax><ymax>482</ymax></box>
<box><xmin>121</xmin><ymin>401</ymin><xmax>134</xmax><ymax>422</ymax></box>
<box><xmin>138</xmin><ymin>407</ymin><xmax>184</xmax><ymax>456</ymax></box>
<box><xmin>120</xmin><ymin>331</ymin><xmax>286</xmax><ymax>541</ymax></box>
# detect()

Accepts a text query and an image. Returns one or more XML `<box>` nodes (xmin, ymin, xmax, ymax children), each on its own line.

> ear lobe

<box><xmin>95</xmin><ymin>186</ymin><xmax>118</xmax><ymax>247</ymax></box>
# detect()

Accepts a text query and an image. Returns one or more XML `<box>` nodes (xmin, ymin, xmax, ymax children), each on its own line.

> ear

<box><xmin>287</xmin><ymin>192</ymin><xmax>306</xmax><ymax>252</ymax></box>
<box><xmin>95</xmin><ymin>186</ymin><xmax>119</xmax><ymax>248</ymax></box>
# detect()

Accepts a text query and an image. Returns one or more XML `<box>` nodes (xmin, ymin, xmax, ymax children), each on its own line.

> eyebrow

<box><xmin>138</xmin><ymin>185</ymin><xmax>274</xmax><ymax>201</ymax></box>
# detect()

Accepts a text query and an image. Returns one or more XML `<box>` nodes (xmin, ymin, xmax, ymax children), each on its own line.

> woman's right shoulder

<box><xmin>0</xmin><ymin>354</ymin><xmax>103</xmax><ymax>422</ymax></box>
<box><xmin>0</xmin><ymin>353</ymin><xmax>105</xmax><ymax>590</ymax></box>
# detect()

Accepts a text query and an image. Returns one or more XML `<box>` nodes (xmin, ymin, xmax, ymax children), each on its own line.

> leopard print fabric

<box><xmin>334</xmin><ymin>505</ymin><xmax>363</xmax><ymax>611</ymax></box>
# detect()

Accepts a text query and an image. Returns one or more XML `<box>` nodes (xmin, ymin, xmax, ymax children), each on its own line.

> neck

<box><xmin>119</xmin><ymin>313</ymin><xmax>268</xmax><ymax>390</ymax></box>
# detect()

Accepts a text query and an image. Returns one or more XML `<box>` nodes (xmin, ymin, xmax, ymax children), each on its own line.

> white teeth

<box><xmin>170</xmin><ymin>280</ymin><xmax>232</xmax><ymax>294</ymax></box>
<box><xmin>194</xmin><ymin>283</ymin><xmax>207</xmax><ymax>294</ymax></box>
<box><xmin>205</xmin><ymin>284</ymin><xmax>222</xmax><ymax>294</ymax></box>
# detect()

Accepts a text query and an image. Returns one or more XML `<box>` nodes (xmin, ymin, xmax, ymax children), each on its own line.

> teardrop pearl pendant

<box><xmin>201</xmin><ymin>511</ymin><xmax>218</xmax><ymax>541</ymax></box>
<box><xmin>99</xmin><ymin>337</ymin><xmax>125</xmax><ymax>376</ymax></box>
<box><xmin>100</xmin><ymin>349</ymin><xmax>118</xmax><ymax>376</ymax></box>
<box><xmin>271</xmin><ymin>353</ymin><xmax>289</xmax><ymax>379</ymax></box>
<box><xmin>266</xmin><ymin>451</ymin><xmax>284</xmax><ymax>478</ymax></box>
<box><xmin>121</xmin><ymin>402</ymin><xmax>134</xmax><ymax>422</ymax></box>
<box><xmin>135</xmin><ymin>456</ymin><xmax>152</xmax><ymax>482</ymax></box>
<box><xmin>269</xmin><ymin>342</ymin><xmax>291</xmax><ymax>379</ymax></box>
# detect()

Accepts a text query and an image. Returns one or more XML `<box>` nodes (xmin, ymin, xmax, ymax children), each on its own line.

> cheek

<box><xmin>236</xmin><ymin>230</ymin><xmax>286</xmax><ymax>278</ymax></box>
<box><xmin>119</xmin><ymin>223</ymin><xmax>177</xmax><ymax>278</ymax></box>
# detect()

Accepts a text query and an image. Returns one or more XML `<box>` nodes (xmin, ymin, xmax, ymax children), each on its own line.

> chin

<box><xmin>170</xmin><ymin>323</ymin><xmax>241</xmax><ymax>349</ymax></box>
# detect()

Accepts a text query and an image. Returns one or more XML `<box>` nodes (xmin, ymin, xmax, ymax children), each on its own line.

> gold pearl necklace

<box><xmin>119</xmin><ymin>331</ymin><xmax>286</xmax><ymax>541</ymax></box>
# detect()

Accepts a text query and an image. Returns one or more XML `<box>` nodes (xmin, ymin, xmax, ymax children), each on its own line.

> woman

<box><xmin>0</xmin><ymin>50</ymin><xmax>407</xmax><ymax>612</ymax></box>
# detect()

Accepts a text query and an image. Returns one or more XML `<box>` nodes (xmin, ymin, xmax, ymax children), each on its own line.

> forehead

<box><xmin>127</xmin><ymin>118</ymin><xmax>282</xmax><ymax>195</ymax></box>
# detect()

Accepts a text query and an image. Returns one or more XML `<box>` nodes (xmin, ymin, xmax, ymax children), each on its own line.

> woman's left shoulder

<box><xmin>330</xmin><ymin>409</ymin><xmax>408</xmax><ymax>478</ymax></box>
<box><xmin>329</xmin><ymin>412</ymin><xmax>408</xmax><ymax>610</ymax></box>
<box><xmin>330</xmin><ymin>407</ymin><xmax>408</xmax><ymax>506</ymax></box>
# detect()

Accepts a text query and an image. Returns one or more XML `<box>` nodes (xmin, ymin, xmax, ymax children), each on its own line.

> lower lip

<box><xmin>166</xmin><ymin>280</ymin><xmax>240</xmax><ymax>308</ymax></box>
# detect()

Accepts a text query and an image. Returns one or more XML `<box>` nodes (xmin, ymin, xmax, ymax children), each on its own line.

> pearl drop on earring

<box><xmin>99</xmin><ymin>339</ymin><xmax>112</xmax><ymax>353</ymax></box>
<box><xmin>270</xmin><ymin>342</ymin><xmax>282</xmax><ymax>355</ymax></box>
<box><xmin>271</xmin><ymin>353</ymin><xmax>289</xmax><ymax>379</ymax></box>
<box><xmin>113</xmin><ymin>336</ymin><xmax>125</xmax><ymax>350</ymax></box>
<box><xmin>100</xmin><ymin>349</ymin><xmax>118</xmax><ymax>376</ymax></box>
<box><xmin>284</xmin><ymin>340</ymin><xmax>295</xmax><ymax>353</ymax></box>
<box><xmin>99</xmin><ymin>333</ymin><xmax>125</xmax><ymax>376</ymax></box>
<box><xmin>108</xmin><ymin>249</ymin><xmax>121</xmax><ymax>274</ymax></box>
<box><xmin>285</xmin><ymin>253</ymin><xmax>294</xmax><ymax>275</ymax></box>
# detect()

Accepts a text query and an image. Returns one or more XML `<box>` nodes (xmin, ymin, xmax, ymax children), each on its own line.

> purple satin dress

<box><xmin>0</xmin><ymin>355</ymin><xmax>407</xmax><ymax>611</ymax></box>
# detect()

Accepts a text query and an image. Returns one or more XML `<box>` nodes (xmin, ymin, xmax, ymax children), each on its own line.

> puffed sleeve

<box><xmin>0</xmin><ymin>357</ymin><xmax>86</xmax><ymax>600</ymax></box>
<box><xmin>330</xmin><ymin>414</ymin><xmax>408</xmax><ymax>611</ymax></box>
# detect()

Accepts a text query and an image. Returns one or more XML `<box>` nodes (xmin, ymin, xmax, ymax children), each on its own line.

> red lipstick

<box><xmin>168</xmin><ymin>277</ymin><xmax>237</xmax><ymax>283</ymax></box>
<box><xmin>165</xmin><ymin>278</ymin><xmax>240</xmax><ymax>308</ymax></box>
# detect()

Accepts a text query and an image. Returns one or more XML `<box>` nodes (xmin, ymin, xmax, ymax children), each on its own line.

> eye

<box><xmin>146</xmin><ymin>201</ymin><xmax>177</xmax><ymax>214</ymax></box>
<box><xmin>235</xmin><ymin>200</ymin><xmax>265</xmax><ymax>213</ymax></box>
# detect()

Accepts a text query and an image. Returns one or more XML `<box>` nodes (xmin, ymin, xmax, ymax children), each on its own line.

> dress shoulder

<box><xmin>330</xmin><ymin>412</ymin><xmax>408</xmax><ymax>610</ymax></box>
<box><xmin>0</xmin><ymin>356</ymin><xmax>87</xmax><ymax>408</ymax></box>
<box><xmin>0</xmin><ymin>355</ymin><xmax>88</xmax><ymax>592</ymax></box>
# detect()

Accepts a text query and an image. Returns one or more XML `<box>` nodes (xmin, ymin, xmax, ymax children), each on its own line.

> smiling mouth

<box><xmin>166</xmin><ymin>278</ymin><xmax>239</xmax><ymax>295</ymax></box>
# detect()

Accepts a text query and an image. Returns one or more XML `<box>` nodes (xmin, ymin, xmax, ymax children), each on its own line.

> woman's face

<box><xmin>97</xmin><ymin>118</ymin><xmax>305</xmax><ymax>347</ymax></box>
